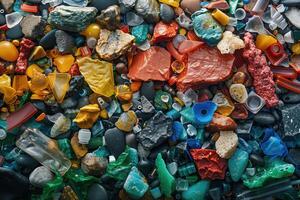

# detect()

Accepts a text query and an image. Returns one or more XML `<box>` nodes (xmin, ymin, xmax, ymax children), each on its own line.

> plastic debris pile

<box><xmin>1</xmin><ymin>0</ymin><xmax>300</xmax><ymax>199</ymax></box>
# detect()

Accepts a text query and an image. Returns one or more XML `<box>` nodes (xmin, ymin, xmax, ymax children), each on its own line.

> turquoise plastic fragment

<box><xmin>57</xmin><ymin>138</ymin><xmax>75</xmax><ymax>160</ymax></box>
<box><xmin>242</xmin><ymin>158</ymin><xmax>295</xmax><ymax>189</ymax></box>
<box><xmin>228</xmin><ymin>148</ymin><xmax>249</xmax><ymax>182</ymax></box>
<box><xmin>182</xmin><ymin>180</ymin><xmax>210</xmax><ymax>200</ymax></box>
<box><xmin>123</xmin><ymin>167</ymin><xmax>149</xmax><ymax>199</ymax></box>
<box><xmin>93</xmin><ymin>146</ymin><xmax>110</xmax><ymax>157</ymax></box>
<box><xmin>228</xmin><ymin>0</ymin><xmax>239</xmax><ymax>15</ymax></box>
<box><xmin>106</xmin><ymin>146</ymin><xmax>138</xmax><ymax>181</ymax></box>
<box><xmin>150</xmin><ymin>187</ymin><xmax>162</xmax><ymax>199</ymax></box>
<box><xmin>131</xmin><ymin>24</ymin><xmax>149</xmax><ymax>44</ymax></box>
<box><xmin>166</xmin><ymin>109</ymin><xmax>181</xmax><ymax>119</ymax></box>
<box><xmin>180</xmin><ymin>107</ymin><xmax>197</xmax><ymax>125</ymax></box>
<box><xmin>155</xmin><ymin>153</ymin><xmax>175</xmax><ymax>197</ymax></box>
<box><xmin>191</xmin><ymin>9</ymin><xmax>223</xmax><ymax>46</ymax></box>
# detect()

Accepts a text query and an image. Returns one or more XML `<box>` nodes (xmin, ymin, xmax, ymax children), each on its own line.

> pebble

<box><xmin>6</xmin><ymin>25</ymin><xmax>24</xmax><ymax>39</ymax></box>
<box><xmin>160</xmin><ymin>4</ymin><xmax>175</xmax><ymax>23</ymax></box>
<box><xmin>15</xmin><ymin>154</ymin><xmax>40</xmax><ymax>172</ymax></box>
<box><xmin>253</xmin><ymin>111</ymin><xmax>276</xmax><ymax>126</ymax></box>
<box><xmin>29</xmin><ymin>166</ymin><xmax>54</xmax><ymax>188</ymax></box>
<box><xmin>104</xmin><ymin>128</ymin><xmax>126</xmax><ymax>158</ymax></box>
<box><xmin>282</xmin><ymin>93</ymin><xmax>300</xmax><ymax>104</ymax></box>
<box><xmin>87</xmin><ymin>183</ymin><xmax>108</xmax><ymax>200</ymax></box>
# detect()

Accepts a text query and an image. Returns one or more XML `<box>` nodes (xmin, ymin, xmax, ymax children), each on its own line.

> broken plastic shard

<box><xmin>155</xmin><ymin>153</ymin><xmax>175</xmax><ymax>197</ymax></box>
<box><xmin>73</xmin><ymin>104</ymin><xmax>100</xmax><ymax>129</ymax></box>
<box><xmin>6</xmin><ymin>12</ymin><xmax>23</xmax><ymax>29</ymax></box>
<box><xmin>245</xmin><ymin>16</ymin><xmax>266</xmax><ymax>34</ymax></box>
<box><xmin>78</xmin><ymin>57</ymin><xmax>115</xmax><ymax>97</ymax></box>
<box><xmin>47</xmin><ymin>73</ymin><xmax>71</xmax><ymax>103</ymax></box>
<box><xmin>16</xmin><ymin>128</ymin><xmax>71</xmax><ymax>175</ymax></box>
<box><xmin>50</xmin><ymin>115</ymin><xmax>71</xmax><ymax>138</ymax></box>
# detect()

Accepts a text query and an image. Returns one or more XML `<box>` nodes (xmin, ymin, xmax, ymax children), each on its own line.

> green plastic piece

<box><xmin>228</xmin><ymin>148</ymin><xmax>249</xmax><ymax>182</ymax></box>
<box><xmin>155</xmin><ymin>153</ymin><xmax>175</xmax><ymax>197</ymax></box>
<box><xmin>154</xmin><ymin>90</ymin><xmax>173</xmax><ymax>111</ymax></box>
<box><xmin>123</xmin><ymin>167</ymin><xmax>149</xmax><ymax>199</ymax></box>
<box><xmin>242</xmin><ymin>158</ymin><xmax>295</xmax><ymax>189</ymax></box>
<box><xmin>57</xmin><ymin>138</ymin><xmax>75</xmax><ymax>160</ymax></box>
<box><xmin>131</xmin><ymin>24</ymin><xmax>149</xmax><ymax>44</ymax></box>
<box><xmin>106</xmin><ymin>146</ymin><xmax>138</xmax><ymax>181</ymax></box>
<box><xmin>41</xmin><ymin>172</ymin><xmax>64</xmax><ymax>200</ymax></box>
<box><xmin>186</xmin><ymin>175</ymin><xmax>199</xmax><ymax>184</ymax></box>
<box><xmin>182</xmin><ymin>180</ymin><xmax>210</xmax><ymax>200</ymax></box>
<box><xmin>87</xmin><ymin>136</ymin><xmax>103</xmax><ymax>149</ymax></box>
<box><xmin>227</xmin><ymin>0</ymin><xmax>239</xmax><ymax>15</ymax></box>
<box><xmin>18</xmin><ymin>91</ymin><xmax>31</xmax><ymax>109</ymax></box>
<box><xmin>180</xmin><ymin>107</ymin><xmax>197</xmax><ymax>124</ymax></box>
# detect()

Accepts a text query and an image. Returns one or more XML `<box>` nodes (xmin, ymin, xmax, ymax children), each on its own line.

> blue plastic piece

<box><xmin>92</xmin><ymin>120</ymin><xmax>105</xmax><ymax>137</ymax></box>
<box><xmin>238</xmin><ymin>138</ymin><xmax>253</xmax><ymax>154</ymax></box>
<box><xmin>192</xmin><ymin>101</ymin><xmax>217</xmax><ymax>125</ymax></box>
<box><xmin>260</xmin><ymin>128</ymin><xmax>288</xmax><ymax>159</ymax></box>
<box><xmin>187</xmin><ymin>138</ymin><xmax>201</xmax><ymax>149</ymax></box>
<box><xmin>243</xmin><ymin>0</ymin><xmax>251</xmax><ymax>4</ymax></box>
<box><xmin>171</xmin><ymin>121</ymin><xmax>187</xmax><ymax>142</ymax></box>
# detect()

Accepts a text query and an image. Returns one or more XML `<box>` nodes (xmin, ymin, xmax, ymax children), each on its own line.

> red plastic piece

<box><xmin>7</xmin><ymin>102</ymin><xmax>38</xmax><ymax>131</ymax></box>
<box><xmin>265</xmin><ymin>42</ymin><xmax>288</xmax><ymax>66</ymax></box>
<box><xmin>127</xmin><ymin>46</ymin><xmax>171</xmax><ymax>81</ymax></box>
<box><xmin>15</xmin><ymin>38</ymin><xmax>35</xmax><ymax>74</ymax></box>
<box><xmin>152</xmin><ymin>21</ymin><xmax>178</xmax><ymax>43</ymax></box>
<box><xmin>276</xmin><ymin>76</ymin><xmax>300</xmax><ymax>94</ymax></box>
<box><xmin>168</xmin><ymin>76</ymin><xmax>178</xmax><ymax>86</ymax></box>
<box><xmin>0</xmin><ymin>24</ymin><xmax>8</xmax><ymax>31</ymax></box>
<box><xmin>166</xmin><ymin>41</ymin><xmax>186</xmax><ymax>62</ymax></box>
<box><xmin>69</xmin><ymin>63</ymin><xmax>81</xmax><ymax>76</ymax></box>
<box><xmin>178</xmin><ymin>40</ymin><xmax>204</xmax><ymax>54</ymax></box>
<box><xmin>230</xmin><ymin>103</ymin><xmax>248</xmax><ymax>120</ymax></box>
<box><xmin>80</xmin><ymin>46</ymin><xmax>92</xmax><ymax>57</ymax></box>
<box><xmin>187</xmin><ymin>31</ymin><xmax>201</xmax><ymax>41</ymax></box>
<box><xmin>271</xmin><ymin>66</ymin><xmax>297</xmax><ymax>79</ymax></box>
<box><xmin>190</xmin><ymin>149</ymin><xmax>227</xmax><ymax>180</ymax></box>
<box><xmin>119</xmin><ymin>24</ymin><xmax>129</xmax><ymax>33</ymax></box>
<box><xmin>243</xmin><ymin>32</ymin><xmax>279</xmax><ymax>108</ymax></box>
<box><xmin>21</xmin><ymin>4</ymin><xmax>39</xmax><ymax>13</ymax></box>
<box><xmin>176</xmin><ymin>45</ymin><xmax>235</xmax><ymax>91</ymax></box>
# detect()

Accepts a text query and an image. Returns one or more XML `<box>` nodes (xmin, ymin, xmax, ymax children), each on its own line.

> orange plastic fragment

<box><xmin>166</xmin><ymin>41</ymin><xmax>186</xmax><ymax>62</ymax></box>
<box><xmin>35</xmin><ymin>112</ymin><xmax>46</xmax><ymax>122</ymax></box>
<box><xmin>12</xmin><ymin>75</ymin><xmax>29</xmax><ymax>96</ymax></box>
<box><xmin>130</xmin><ymin>81</ymin><xmax>142</xmax><ymax>92</ymax></box>
<box><xmin>21</xmin><ymin>4</ymin><xmax>38</xmax><ymax>13</ymax></box>
<box><xmin>276</xmin><ymin>76</ymin><xmax>300</xmax><ymax>94</ymax></box>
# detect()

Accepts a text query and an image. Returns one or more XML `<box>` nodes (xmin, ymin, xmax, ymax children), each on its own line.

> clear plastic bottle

<box><xmin>16</xmin><ymin>128</ymin><xmax>71</xmax><ymax>175</ymax></box>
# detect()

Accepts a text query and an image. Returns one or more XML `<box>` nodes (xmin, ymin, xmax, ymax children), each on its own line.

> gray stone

<box><xmin>96</xmin><ymin>5</ymin><xmax>121</xmax><ymax>30</ymax></box>
<box><xmin>140</xmin><ymin>81</ymin><xmax>155</xmax><ymax>101</ymax></box>
<box><xmin>126</xmin><ymin>133</ymin><xmax>138</xmax><ymax>148</ymax></box>
<box><xmin>160</xmin><ymin>4</ymin><xmax>175</xmax><ymax>23</ymax></box>
<box><xmin>6</xmin><ymin>25</ymin><xmax>23</xmax><ymax>39</ymax></box>
<box><xmin>280</xmin><ymin>104</ymin><xmax>300</xmax><ymax>137</ymax></box>
<box><xmin>20</xmin><ymin>15</ymin><xmax>46</xmax><ymax>38</ymax></box>
<box><xmin>141</xmin><ymin>95</ymin><xmax>155</xmax><ymax>113</ymax></box>
<box><xmin>55</xmin><ymin>30</ymin><xmax>75</xmax><ymax>53</ymax></box>
<box><xmin>40</xmin><ymin>29</ymin><xmax>57</xmax><ymax>50</ymax></box>
<box><xmin>29</xmin><ymin>166</ymin><xmax>54</xmax><ymax>188</ymax></box>
<box><xmin>119</xmin><ymin>0</ymin><xmax>136</xmax><ymax>9</ymax></box>
<box><xmin>282</xmin><ymin>93</ymin><xmax>300</xmax><ymax>104</ymax></box>
<box><xmin>48</xmin><ymin>6</ymin><xmax>98</xmax><ymax>32</ymax></box>
<box><xmin>87</xmin><ymin>184</ymin><xmax>108</xmax><ymax>200</ymax></box>
<box><xmin>137</xmin><ymin>111</ymin><xmax>173</xmax><ymax>150</ymax></box>
<box><xmin>135</xmin><ymin>0</ymin><xmax>160</xmax><ymax>23</ymax></box>
<box><xmin>81</xmin><ymin>153</ymin><xmax>108</xmax><ymax>176</ymax></box>
<box><xmin>0</xmin><ymin>14</ymin><xmax>5</xmax><ymax>25</ymax></box>
<box><xmin>253</xmin><ymin>112</ymin><xmax>276</xmax><ymax>126</ymax></box>
<box><xmin>104</xmin><ymin>128</ymin><xmax>126</xmax><ymax>158</ymax></box>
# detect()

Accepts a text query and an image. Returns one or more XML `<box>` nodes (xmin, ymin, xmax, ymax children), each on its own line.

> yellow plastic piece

<box><xmin>47</xmin><ymin>48</ymin><xmax>60</xmax><ymax>58</ymax></box>
<box><xmin>78</xmin><ymin>57</ymin><xmax>115</xmax><ymax>97</ymax></box>
<box><xmin>73</xmin><ymin>104</ymin><xmax>100</xmax><ymax>128</ymax></box>
<box><xmin>26</xmin><ymin>64</ymin><xmax>44</xmax><ymax>79</ymax></box>
<box><xmin>99</xmin><ymin>109</ymin><xmax>108</xmax><ymax>119</ymax></box>
<box><xmin>12</xmin><ymin>40</ymin><xmax>20</xmax><ymax>47</ymax></box>
<box><xmin>13</xmin><ymin>75</ymin><xmax>29</xmax><ymax>96</ymax></box>
<box><xmin>0</xmin><ymin>74</ymin><xmax>17</xmax><ymax>104</ymax></box>
<box><xmin>292</xmin><ymin>43</ymin><xmax>300</xmax><ymax>55</ymax></box>
<box><xmin>81</xmin><ymin>23</ymin><xmax>101</xmax><ymax>39</ymax></box>
<box><xmin>159</xmin><ymin>0</ymin><xmax>180</xmax><ymax>7</ymax></box>
<box><xmin>255</xmin><ymin>34</ymin><xmax>278</xmax><ymax>51</ymax></box>
<box><xmin>30</xmin><ymin>70</ymin><xmax>48</xmax><ymax>92</ymax></box>
<box><xmin>211</xmin><ymin>9</ymin><xmax>230</xmax><ymax>26</ymax></box>
<box><xmin>54</xmin><ymin>54</ymin><xmax>75</xmax><ymax>73</ymax></box>
<box><xmin>115</xmin><ymin>85</ymin><xmax>132</xmax><ymax>101</ymax></box>
<box><xmin>47</xmin><ymin>72</ymin><xmax>71</xmax><ymax>103</ymax></box>
<box><xmin>0</xmin><ymin>41</ymin><xmax>19</xmax><ymax>62</ymax></box>
<box><xmin>29</xmin><ymin>46</ymin><xmax>47</xmax><ymax>61</ymax></box>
